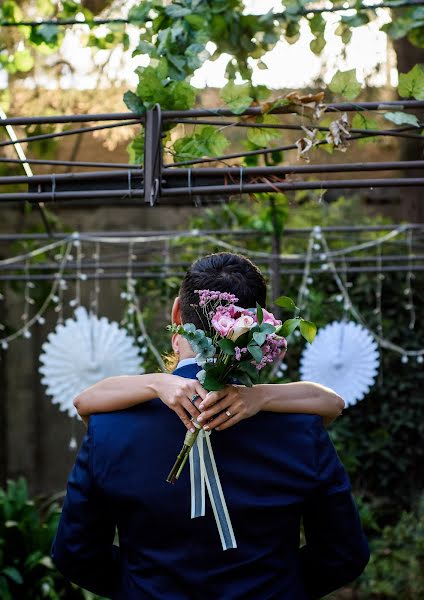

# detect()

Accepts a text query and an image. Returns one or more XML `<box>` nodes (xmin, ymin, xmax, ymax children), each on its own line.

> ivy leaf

<box><xmin>220</xmin><ymin>81</ymin><xmax>253</xmax><ymax>114</ymax></box>
<box><xmin>14</xmin><ymin>50</ymin><xmax>34</xmax><ymax>72</ymax></box>
<box><xmin>165</xmin><ymin>5</ymin><xmax>191</xmax><ymax>18</ymax></box>
<box><xmin>329</xmin><ymin>69</ymin><xmax>361</xmax><ymax>100</ymax></box>
<box><xmin>218</xmin><ymin>339</ymin><xmax>235</xmax><ymax>355</ymax></box>
<box><xmin>123</xmin><ymin>91</ymin><xmax>145</xmax><ymax>114</ymax></box>
<box><xmin>247</xmin><ymin>115</ymin><xmax>281</xmax><ymax>147</ymax></box>
<box><xmin>274</xmin><ymin>295</ymin><xmax>298</xmax><ymax>311</ymax></box>
<box><xmin>167</xmin><ymin>80</ymin><xmax>197</xmax><ymax>110</ymax></box>
<box><xmin>173</xmin><ymin>125</ymin><xmax>229</xmax><ymax>161</ymax></box>
<box><xmin>36</xmin><ymin>23</ymin><xmax>59</xmax><ymax>43</ymax></box>
<box><xmin>128</xmin><ymin>3</ymin><xmax>152</xmax><ymax>23</ymax></box>
<box><xmin>185</xmin><ymin>14</ymin><xmax>205</xmax><ymax>29</ymax></box>
<box><xmin>352</xmin><ymin>113</ymin><xmax>379</xmax><ymax>145</ymax></box>
<box><xmin>398</xmin><ymin>65</ymin><xmax>424</xmax><ymax>100</ymax></box>
<box><xmin>280</xmin><ymin>318</ymin><xmax>301</xmax><ymax>337</ymax></box>
<box><xmin>127</xmin><ymin>135</ymin><xmax>144</xmax><ymax>164</ymax></box>
<box><xmin>309</xmin><ymin>13</ymin><xmax>326</xmax><ymax>36</ymax></box>
<box><xmin>383</xmin><ymin>111</ymin><xmax>420</xmax><ymax>127</ymax></box>
<box><xmin>310</xmin><ymin>34</ymin><xmax>326</xmax><ymax>55</ymax></box>
<box><xmin>299</xmin><ymin>320</ymin><xmax>317</xmax><ymax>343</ymax></box>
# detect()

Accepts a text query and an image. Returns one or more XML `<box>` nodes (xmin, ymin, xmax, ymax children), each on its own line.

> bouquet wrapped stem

<box><xmin>167</xmin><ymin>425</ymin><xmax>201</xmax><ymax>484</ymax></box>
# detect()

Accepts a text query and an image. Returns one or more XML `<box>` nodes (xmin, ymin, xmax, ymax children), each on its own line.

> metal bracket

<box><xmin>143</xmin><ymin>104</ymin><xmax>162</xmax><ymax>206</ymax></box>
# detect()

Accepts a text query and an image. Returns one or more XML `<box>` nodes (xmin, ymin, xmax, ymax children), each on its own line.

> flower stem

<box><xmin>166</xmin><ymin>425</ymin><xmax>201</xmax><ymax>484</ymax></box>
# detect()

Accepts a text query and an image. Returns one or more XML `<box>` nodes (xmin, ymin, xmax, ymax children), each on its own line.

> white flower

<box><xmin>230</xmin><ymin>315</ymin><xmax>255</xmax><ymax>341</ymax></box>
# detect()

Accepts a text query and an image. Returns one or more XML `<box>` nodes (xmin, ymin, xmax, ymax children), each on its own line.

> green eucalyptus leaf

<box><xmin>247</xmin><ymin>343</ymin><xmax>263</xmax><ymax>362</ymax></box>
<box><xmin>329</xmin><ymin>69</ymin><xmax>361</xmax><ymax>100</ymax></box>
<box><xmin>260</xmin><ymin>323</ymin><xmax>276</xmax><ymax>334</ymax></box>
<box><xmin>299</xmin><ymin>319</ymin><xmax>317</xmax><ymax>343</ymax></box>
<box><xmin>253</xmin><ymin>331</ymin><xmax>266</xmax><ymax>346</ymax></box>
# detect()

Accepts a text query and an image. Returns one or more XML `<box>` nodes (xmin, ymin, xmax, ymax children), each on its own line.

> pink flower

<box><xmin>212</xmin><ymin>313</ymin><xmax>236</xmax><ymax>336</ymax></box>
<box><xmin>230</xmin><ymin>315</ymin><xmax>255</xmax><ymax>341</ymax></box>
<box><xmin>262</xmin><ymin>308</ymin><xmax>282</xmax><ymax>327</ymax></box>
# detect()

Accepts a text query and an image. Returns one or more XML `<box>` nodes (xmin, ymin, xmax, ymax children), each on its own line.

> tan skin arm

<box><xmin>74</xmin><ymin>373</ymin><xmax>344</xmax><ymax>430</ymax></box>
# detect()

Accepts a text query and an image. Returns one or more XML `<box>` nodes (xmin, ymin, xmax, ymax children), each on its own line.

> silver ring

<box><xmin>225</xmin><ymin>410</ymin><xmax>232</xmax><ymax>418</ymax></box>
<box><xmin>190</xmin><ymin>394</ymin><xmax>200</xmax><ymax>405</ymax></box>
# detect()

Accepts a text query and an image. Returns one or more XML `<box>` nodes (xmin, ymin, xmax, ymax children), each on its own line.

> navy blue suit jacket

<box><xmin>52</xmin><ymin>364</ymin><xmax>369</xmax><ymax>599</ymax></box>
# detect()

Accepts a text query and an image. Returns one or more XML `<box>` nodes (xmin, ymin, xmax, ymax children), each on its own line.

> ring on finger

<box><xmin>190</xmin><ymin>393</ymin><xmax>200</xmax><ymax>405</ymax></box>
<box><xmin>225</xmin><ymin>409</ymin><xmax>232</xmax><ymax>418</ymax></box>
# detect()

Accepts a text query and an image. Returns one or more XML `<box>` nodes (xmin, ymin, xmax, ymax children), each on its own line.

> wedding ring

<box><xmin>225</xmin><ymin>410</ymin><xmax>232</xmax><ymax>418</ymax></box>
<box><xmin>190</xmin><ymin>393</ymin><xmax>200</xmax><ymax>405</ymax></box>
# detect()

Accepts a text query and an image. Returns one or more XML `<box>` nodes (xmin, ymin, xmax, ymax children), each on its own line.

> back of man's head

<box><xmin>179</xmin><ymin>252</ymin><xmax>267</xmax><ymax>329</ymax></box>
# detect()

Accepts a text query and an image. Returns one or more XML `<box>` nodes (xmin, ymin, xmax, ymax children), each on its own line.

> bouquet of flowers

<box><xmin>166</xmin><ymin>289</ymin><xmax>316</xmax><ymax>483</ymax></box>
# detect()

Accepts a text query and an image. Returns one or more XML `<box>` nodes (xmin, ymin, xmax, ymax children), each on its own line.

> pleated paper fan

<box><xmin>299</xmin><ymin>320</ymin><xmax>380</xmax><ymax>406</ymax></box>
<box><xmin>39</xmin><ymin>306</ymin><xmax>142</xmax><ymax>417</ymax></box>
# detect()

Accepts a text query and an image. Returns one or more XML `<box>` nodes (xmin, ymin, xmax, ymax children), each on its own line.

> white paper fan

<box><xmin>39</xmin><ymin>306</ymin><xmax>142</xmax><ymax>417</ymax></box>
<box><xmin>299</xmin><ymin>320</ymin><xmax>380</xmax><ymax>406</ymax></box>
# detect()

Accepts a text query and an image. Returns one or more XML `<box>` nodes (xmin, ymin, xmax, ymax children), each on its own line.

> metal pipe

<box><xmin>0</xmin><ymin>157</ymin><xmax>141</xmax><ymax>169</ymax></box>
<box><xmin>2</xmin><ymin>179</ymin><xmax>424</xmax><ymax>203</ymax></box>
<box><xmin>1</xmin><ymin>161</ymin><xmax>423</xmax><ymax>186</ymax></box>
<box><xmin>163</xmin><ymin>178</ymin><xmax>424</xmax><ymax>195</ymax></box>
<box><xmin>0</xmin><ymin>119</ymin><xmax>141</xmax><ymax>149</ymax></box>
<box><xmin>1</xmin><ymin>101</ymin><xmax>423</xmax><ymax>126</ymax></box>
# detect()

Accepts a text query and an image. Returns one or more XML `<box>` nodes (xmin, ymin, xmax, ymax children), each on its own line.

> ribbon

<box><xmin>189</xmin><ymin>429</ymin><xmax>237</xmax><ymax>551</ymax></box>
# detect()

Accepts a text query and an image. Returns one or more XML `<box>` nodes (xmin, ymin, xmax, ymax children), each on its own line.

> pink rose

<box><xmin>212</xmin><ymin>313</ymin><xmax>236</xmax><ymax>336</ymax></box>
<box><xmin>262</xmin><ymin>308</ymin><xmax>282</xmax><ymax>327</ymax></box>
<box><xmin>230</xmin><ymin>315</ymin><xmax>255</xmax><ymax>341</ymax></box>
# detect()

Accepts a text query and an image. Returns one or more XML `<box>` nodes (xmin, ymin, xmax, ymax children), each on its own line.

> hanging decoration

<box><xmin>299</xmin><ymin>320</ymin><xmax>380</xmax><ymax>406</ymax></box>
<box><xmin>39</xmin><ymin>306</ymin><xmax>143</xmax><ymax>417</ymax></box>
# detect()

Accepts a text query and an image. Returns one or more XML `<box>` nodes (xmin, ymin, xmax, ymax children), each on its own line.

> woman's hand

<box><xmin>195</xmin><ymin>385</ymin><xmax>264</xmax><ymax>432</ymax></box>
<box><xmin>154</xmin><ymin>374</ymin><xmax>208</xmax><ymax>432</ymax></box>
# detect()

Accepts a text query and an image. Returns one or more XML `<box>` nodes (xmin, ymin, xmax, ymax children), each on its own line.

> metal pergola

<box><xmin>1</xmin><ymin>101</ymin><xmax>423</xmax><ymax>211</ymax></box>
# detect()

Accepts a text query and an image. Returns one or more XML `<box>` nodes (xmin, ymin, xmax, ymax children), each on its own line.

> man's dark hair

<box><xmin>179</xmin><ymin>252</ymin><xmax>267</xmax><ymax>328</ymax></box>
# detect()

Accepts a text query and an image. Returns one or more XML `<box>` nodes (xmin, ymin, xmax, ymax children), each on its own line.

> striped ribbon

<box><xmin>189</xmin><ymin>430</ymin><xmax>237</xmax><ymax>551</ymax></box>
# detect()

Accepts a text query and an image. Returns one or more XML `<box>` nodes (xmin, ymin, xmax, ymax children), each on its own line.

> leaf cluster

<box><xmin>0</xmin><ymin>478</ymin><xmax>104</xmax><ymax>599</ymax></box>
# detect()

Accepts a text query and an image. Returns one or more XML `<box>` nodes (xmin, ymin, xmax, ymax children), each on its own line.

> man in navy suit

<box><xmin>52</xmin><ymin>253</ymin><xmax>369</xmax><ymax>599</ymax></box>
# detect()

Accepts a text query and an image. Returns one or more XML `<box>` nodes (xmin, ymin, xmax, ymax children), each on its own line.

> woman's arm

<box><xmin>197</xmin><ymin>382</ymin><xmax>344</xmax><ymax>431</ymax></box>
<box><xmin>73</xmin><ymin>373</ymin><xmax>208</xmax><ymax>432</ymax></box>
<box><xmin>74</xmin><ymin>374</ymin><xmax>344</xmax><ymax>431</ymax></box>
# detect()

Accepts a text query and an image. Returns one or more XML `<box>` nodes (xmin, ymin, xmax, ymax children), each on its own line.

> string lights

<box><xmin>0</xmin><ymin>227</ymin><xmax>422</xmax><ymax>366</ymax></box>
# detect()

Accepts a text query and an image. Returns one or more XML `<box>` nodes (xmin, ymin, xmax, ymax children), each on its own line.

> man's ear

<box><xmin>171</xmin><ymin>296</ymin><xmax>182</xmax><ymax>324</ymax></box>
